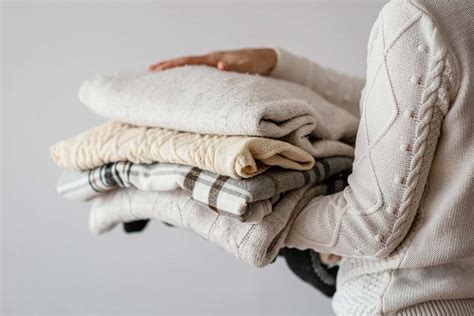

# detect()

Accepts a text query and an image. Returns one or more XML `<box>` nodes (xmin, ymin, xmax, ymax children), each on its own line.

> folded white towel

<box><xmin>79</xmin><ymin>66</ymin><xmax>358</xmax><ymax>156</ymax></box>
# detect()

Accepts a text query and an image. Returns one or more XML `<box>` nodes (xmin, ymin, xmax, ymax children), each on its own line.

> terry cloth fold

<box><xmin>78</xmin><ymin>66</ymin><xmax>358</xmax><ymax>157</ymax></box>
<box><xmin>50</xmin><ymin>121</ymin><xmax>316</xmax><ymax>179</ymax></box>
<box><xmin>88</xmin><ymin>174</ymin><xmax>348</xmax><ymax>267</ymax></box>
<box><xmin>56</xmin><ymin>156</ymin><xmax>352</xmax><ymax>222</ymax></box>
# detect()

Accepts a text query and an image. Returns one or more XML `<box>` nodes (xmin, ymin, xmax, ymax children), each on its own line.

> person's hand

<box><xmin>320</xmin><ymin>253</ymin><xmax>341</xmax><ymax>265</ymax></box>
<box><xmin>148</xmin><ymin>48</ymin><xmax>277</xmax><ymax>75</ymax></box>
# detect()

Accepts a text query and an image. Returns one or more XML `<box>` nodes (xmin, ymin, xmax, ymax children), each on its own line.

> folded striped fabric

<box><xmin>57</xmin><ymin>156</ymin><xmax>352</xmax><ymax>222</ymax></box>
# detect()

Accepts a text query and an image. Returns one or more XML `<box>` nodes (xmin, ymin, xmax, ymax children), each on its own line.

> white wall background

<box><xmin>1</xmin><ymin>1</ymin><xmax>385</xmax><ymax>315</ymax></box>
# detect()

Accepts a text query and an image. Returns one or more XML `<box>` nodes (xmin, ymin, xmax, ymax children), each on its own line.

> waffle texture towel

<box><xmin>50</xmin><ymin>121</ymin><xmax>316</xmax><ymax>179</ymax></box>
<box><xmin>78</xmin><ymin>66</ymin><xmax>358</xmax><ymax>157</ymax></box>
<box><xmin>56</xmin><ymin>156</ymin><xmax>352</xmax><ymax>221</ymax></box>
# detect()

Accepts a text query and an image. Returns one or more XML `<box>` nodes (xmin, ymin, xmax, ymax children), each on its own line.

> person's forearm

<box><xmin>270</xmin><ymin>48</ymin><xmax>365</xmax><ymax>118</ymax></box>
<box><xmin>283</xmin><ymin>10</ymin><xmax>458</xmax><ymax>258</ymax></box>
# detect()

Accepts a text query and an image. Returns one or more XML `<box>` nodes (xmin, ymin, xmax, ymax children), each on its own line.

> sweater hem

<box><xmin>392</xmin><ymin>298</ymin><xmax>474</xmax><ymax>316</ymax></box>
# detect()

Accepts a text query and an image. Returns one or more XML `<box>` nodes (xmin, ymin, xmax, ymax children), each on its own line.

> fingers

<box><xmin>148</xmin><ymin>51</ymin><xmax>255</xmax><ymax>74</ymax></box>
<box><xmin>148</xmin><ymin>48</ymin><xmax>275</xmax><ymax>74</ymax></box>
<box><xmin>149</xmin><ymin>55</ymin><xmax>216</xmax><ymax>72</ymax></box>
<box><xmin>217</xmin><ymin>59</ymin><xmax>252</xmax><ymax>74</ymax></box>
<box><xmin>148</xmin><ymin>61</ymin><xmax>166</xmax><ymax>71</ymax></box>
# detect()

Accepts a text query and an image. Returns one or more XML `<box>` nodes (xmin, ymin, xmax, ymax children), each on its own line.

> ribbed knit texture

<box><xmin>395</xmin><ymin>299</ymin><xmax>474</xmax><ymax>316</ymax></box>
<box><xmin>271</xmin><ymin>0</ymin><xmax>474</xmax><ymax>314</ymax></box>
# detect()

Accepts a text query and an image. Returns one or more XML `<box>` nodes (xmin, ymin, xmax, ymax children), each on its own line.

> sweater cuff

<box><xmin>268</xmin><ymin>47</ymin><xmax>287</xmax><ymax>76</ymax></box>
<box><xmin>268</xmin><ymin>47</ymin><xmax>311</xmax><ymax>85</ymax></box>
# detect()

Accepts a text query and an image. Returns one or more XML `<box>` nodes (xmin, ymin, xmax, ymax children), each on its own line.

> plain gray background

<box><xmin>1</xmin><ymin>1</ymin><xmax>385</xmax><ymax>315</ymax></box>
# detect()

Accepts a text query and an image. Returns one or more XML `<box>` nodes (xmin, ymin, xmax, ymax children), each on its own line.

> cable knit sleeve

<box><xmin>284</xmin><ymin>0</ymin><xmax>458</xmax><ymax>259</ymax></box>
<box><xmin>269</xmin><ymin>48</ymin><xmax>365</xmax><ymax>118</ymax></box>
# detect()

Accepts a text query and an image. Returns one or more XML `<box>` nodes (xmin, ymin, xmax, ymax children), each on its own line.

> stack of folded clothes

<box><xmin>51</xmin><ymin>66</ymin><xmax>357</xmax><ymax>275</ymax></box>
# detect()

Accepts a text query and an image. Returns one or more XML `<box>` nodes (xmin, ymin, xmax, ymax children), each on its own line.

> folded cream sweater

<box><xmin>50</xmin><ymin>121</ymin><xmax>321</xmax><ymax>179</ymax></box>
<box><xmin>78</xmin><ymin>65</ymin><xmax>359</xmax><ymax>157</ymax></box>
<box><xmin>273</xmin><ymin>0</ymin><xmax>474</xmax><ymax>314</ymax></box>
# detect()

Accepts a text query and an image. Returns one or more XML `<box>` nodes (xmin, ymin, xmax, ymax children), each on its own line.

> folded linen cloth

<box><xmin>56</xmin><ymin>156</ymin><xmax>352</xmax><ymax>222</ymax></box>
<box><xmin>88</xmin><ymin>175</ymin><xmax>348</xmax><ymax>267</ymax></box>
<box><xmin>50</xmin><ymin>121</ymin><xmax>316</xmax><ymax>179</ymax></box>
<box><xmin>78</xmin><ymin>66</ymin><xmax>358</xmax><ymax>157</ymax></box>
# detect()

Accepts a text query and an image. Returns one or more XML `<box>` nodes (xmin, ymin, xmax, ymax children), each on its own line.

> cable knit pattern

<box><xmin>50</xmin><ymin>121</ymin><xmax>318</xmax><ymax>179</ymax></box>
<box><xmin>271</xmin><ymin>0</ymin><xmax>474</xmax><ymax>314</ymax></box>
<box><xmin>381</xmin><ymin>35</ymin><xmax>454</xmax><ymax>257</ymax></box>
<box><xmin>284</xmin><ymin>0</ymin><xmax>452</xmax><ymax>259</ymax></box>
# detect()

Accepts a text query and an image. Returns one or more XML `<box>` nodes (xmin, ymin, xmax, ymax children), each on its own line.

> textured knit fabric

<box><xmin>56</xmin><ymin>156</ymin><xmax>352</xmax><ymax>222</ymax></box>
<box><xmin>272</xmin><ymin>0</ymin><xmax>474</xmax><ymax>314</ymax></box>
<box><xmin>50</xmin><ymin>121</ymin><xmax>319</xmax><ymax>179</ymax></box>
<box><xmin>89</xmin><ymin>185</ymin><xmax>312</xmax><ymax>267</ymax></box>
<box><xmin>278</xmin><ymin>173</ymin><xmax>348</xmax><ymax>298</ymax></box>
<box><xmin>78</xmin><ymin>65</ymin><xmax>359</xmax><ymax>157</ymax></box>
<box><xmin>89</xmin><ymin>174</ymin><xmax>348</xmax><ymax>267</ymax></box>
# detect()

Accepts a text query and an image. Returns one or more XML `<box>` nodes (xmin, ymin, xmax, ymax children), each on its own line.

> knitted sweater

<box><xmin>271</xmin><ymin>0</ymin><xmax>474</xmax><ymax>315</ymax></box>
<box><xmin>50</xmin><ymin>121</ymin><xmax>316</xmax><ymax>179</ymax></box>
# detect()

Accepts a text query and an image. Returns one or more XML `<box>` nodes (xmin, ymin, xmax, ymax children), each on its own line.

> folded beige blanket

<box><xmin>50</xmin><ymin>121</ymin><xmax>316</xmax><ymax>179</ymax></box>
<box><xmin>79</xmin><ymin>66</ymin><xmax>359</xmax><ymax>157</ymax></box>
<box><xmin>89</xmin><ymin>184</ymin><xmax>328</xmax><ymax>267</ymax></box>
